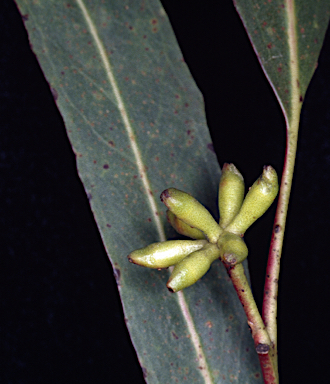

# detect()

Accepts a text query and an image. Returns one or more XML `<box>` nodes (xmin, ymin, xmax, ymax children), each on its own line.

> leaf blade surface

<box><xmin>15</xmin><ymin>1</ymin><xmax>261</xmax><ymax>382</ymax></box>
<box><xmin>234</xmin><ymin>0</ymin><xmax>330</xmax><ymax>124</ymax></box>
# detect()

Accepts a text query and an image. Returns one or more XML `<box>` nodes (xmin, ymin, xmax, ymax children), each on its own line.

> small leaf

<box><xmin>15</xmin><ymin>1</ymin><xmax>261</xmax><ymax>382</ymax></box>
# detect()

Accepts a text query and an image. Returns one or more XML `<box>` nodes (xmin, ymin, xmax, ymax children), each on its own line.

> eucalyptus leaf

<box><xmin>15</xmin><ymin>1</ymin><xmax>261</xmax><ymax>382</ymax></box>
<box><xmin>234</xmin><ymin>0</ymin><xmax>330</xmax><ymax>125</ymax></box>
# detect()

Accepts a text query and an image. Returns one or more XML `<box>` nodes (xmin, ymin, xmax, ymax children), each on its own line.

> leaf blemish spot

<box><xmin>172</xmin><ymin>331</ymin><xmax>179</xmax><ymax>339</ymax></box>
<box><xmin>103</xmin><ymin>164</ymin><xmax>109</xmax><ymax>169</ymax></box>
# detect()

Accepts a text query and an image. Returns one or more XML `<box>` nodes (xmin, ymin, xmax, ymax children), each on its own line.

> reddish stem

<box><xmin>224</xmin><ymin>262</ymin><xmax>278</xmax><ymax>383</ymax></box>
<box><xmin>263</xmin><ymin>124</ymin><xmax>298</xmax><ymax>348</ymax></box>
<box><xmin>258</xmin><ymin>352</ymin><xmax>278</xmax><ymax>384</ymax></box>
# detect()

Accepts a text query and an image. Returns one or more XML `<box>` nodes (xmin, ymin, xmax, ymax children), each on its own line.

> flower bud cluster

<box><xmin>128</xmin><ymin>164</ymin><xmax>278</xmax><ymax>292</ymax></box>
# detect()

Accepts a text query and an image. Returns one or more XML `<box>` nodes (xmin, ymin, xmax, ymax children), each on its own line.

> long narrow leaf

<box><xmin>15</xmin><ymin>1</ymin><xmax>261</xmax><ymax>382</ymax></box>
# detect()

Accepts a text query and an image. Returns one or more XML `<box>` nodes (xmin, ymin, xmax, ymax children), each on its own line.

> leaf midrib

<box><xmin>75</xmin><ymin>1</ymin><xmax>215</xmax><ymax>382</ymax></box>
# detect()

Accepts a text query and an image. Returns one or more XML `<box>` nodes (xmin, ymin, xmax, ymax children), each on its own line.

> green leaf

<box><xmin>233</xmin><ymin>0</ymin><xmax>330</xmax><ymax>125</ymax></box>
<box><xmin>15</xmin><ymin>1</ymin><xmax>261</xmax><ymax>382</ymax></box>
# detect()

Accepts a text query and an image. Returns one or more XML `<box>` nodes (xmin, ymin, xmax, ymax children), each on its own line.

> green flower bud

<box><xmin>166</xmin><ymin>210</ymin><xmax>206</xmax><ymax>240</ymax></box>
<box><xmin>166</xmin><ymin>243</ymin><xmax>221</xmax><ymax>292</ymax></box>
<box><xmin>128</xmin><ymin>239</ymin><xmax>207</xmax><ymax>269</ymax></box>
<box><xmin>225</xmin><ymin>166</ymin><xmax>279</xmax><ymax>236</ymax></box>
<box><xmin>217</xmin><ymin>232</ymin><xmax>248</xmax><ymax>265</ymax></box>
<box><xmin>160</xmin><ymin>188</ymin><xmax>222</xmax><ymax>244</ymax></box>
<box><xmin>218</xmin><ymin>163</ymin><xmax>245</xmax><ymax>229</ymax></box>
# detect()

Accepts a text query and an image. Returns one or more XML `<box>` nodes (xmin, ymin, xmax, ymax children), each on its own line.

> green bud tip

<box><xmin>218</xmin><ymin>163</ymin><xmax>245</xmax><ymax>229</ymax></box>
<box><xmin>225</xmin><ymin>166</ymin><xmax>278</xmax><ymax>236</ymax></box>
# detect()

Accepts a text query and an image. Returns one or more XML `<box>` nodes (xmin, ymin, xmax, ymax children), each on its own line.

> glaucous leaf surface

<box><xmin>234</xmin><ymin>0</ymin><xmax>330</xmax><ymax>124</ymax></box>
<box><xmin>15</xmin><ymin>1</ymin><xmax>261</xmax><ymax>382</ymax></box>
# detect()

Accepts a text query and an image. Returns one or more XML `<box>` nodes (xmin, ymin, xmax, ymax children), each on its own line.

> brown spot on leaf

<box><xmin>267</xmin><ymin>43</ymin><xmax>272</xmax><ymax>49</ymax></box>
<box><xmin>172</xmin><ymin>331</ymin><xmax>179</xmax><ymax>340</ymax></box>
<box><xmin>103</xmin><ymin>164</ymin><xmax>109</xmax><ymax>169</ymax></box>
<box><xmin>22</xmin><ymin>14</ymin><xmax>29</xmax><ymax>21</ymax></box>
<box><xmin>205</xmin><ymin>321</ymin><xmax>213</xmax><ymax>328</ymax></box>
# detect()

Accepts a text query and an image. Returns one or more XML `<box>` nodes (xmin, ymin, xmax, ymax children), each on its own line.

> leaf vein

<box><xmin>75</xmin><ymin>0</ymin><xmax>165</xmax><ymax>240</ymax></box>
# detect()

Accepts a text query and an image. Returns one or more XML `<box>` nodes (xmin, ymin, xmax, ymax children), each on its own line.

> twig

<box><xmin>224</xmin><ymin>262</ymin><xmax>278</xmax><ymax>383</ymax></box>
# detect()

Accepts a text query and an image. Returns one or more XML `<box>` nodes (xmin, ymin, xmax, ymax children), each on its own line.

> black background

<box><xmin>1</xmin><ymin>0</ymin><xmax>330</xmax><ymax>383</ymax></box>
